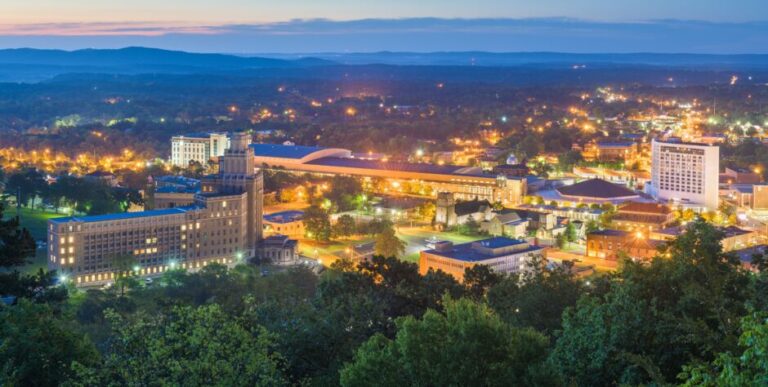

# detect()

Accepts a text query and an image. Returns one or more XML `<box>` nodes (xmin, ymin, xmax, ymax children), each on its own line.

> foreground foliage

<box><xmin>1</xmin><ymin>218</ymin><xmax>767</xmax><ymax>385</ymax></box>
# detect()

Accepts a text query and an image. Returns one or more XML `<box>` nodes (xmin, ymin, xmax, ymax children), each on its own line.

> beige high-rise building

<box><xmin>48</xmin><ymin>132</ymin><xmax>263</xmax><ymax>286</ymax></box>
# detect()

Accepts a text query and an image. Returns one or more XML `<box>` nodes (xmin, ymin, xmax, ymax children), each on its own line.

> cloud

<box><xmin>0</xmin><ymin>22</ymin><xmax>214</xmax><ymax>36</ymax></box>
<box><xmin>0</xmin><ymin>18</ymin><xmax>766</xmax><ymax>53</ymax></box>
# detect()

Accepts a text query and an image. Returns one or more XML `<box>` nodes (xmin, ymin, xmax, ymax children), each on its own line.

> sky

<box><xmin>1</xmin><ymin>0</ymin><xmax>768</xmax><ymax>53</ymax></box>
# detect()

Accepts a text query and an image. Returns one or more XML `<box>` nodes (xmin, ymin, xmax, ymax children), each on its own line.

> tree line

<box><xmin>3</xmin><ymin>168</ymin><xmax>142</xmax><ymax>216</ymax></box>
<box><xmin>1</xmin><ymin>216</ymin><xmax>768</xmax><ymax>385</ymax></box>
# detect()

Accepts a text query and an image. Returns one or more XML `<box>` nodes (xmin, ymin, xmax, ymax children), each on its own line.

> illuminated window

<box><xmin>68</xmin><ymin>247</ymin><xmax>74</xmax><ymax>253</ymax></box>
<box><xmin>60</xmin><ymin>237</ymin><xmax>65</xmax><ymax>244</ymax></box>
<box><xmin>68</xmin><ymin>236</ymin><xmax>74</xmax><ymax>243</ymax></box>
<box><xmin>60</xmin><ymin>248</ymin><xmax>66</xmax><ymax>254</ymax></box>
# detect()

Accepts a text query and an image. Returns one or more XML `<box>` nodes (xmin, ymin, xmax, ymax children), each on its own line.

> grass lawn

<box><xmin>3</xmin><ymin>206</ymin><xmax>64</xmax><ymax>241</ymax></box>
<box><xmin>1</xmin><ymin>206</ymin><xmax>64</xmax><ymax>274</ymax></box>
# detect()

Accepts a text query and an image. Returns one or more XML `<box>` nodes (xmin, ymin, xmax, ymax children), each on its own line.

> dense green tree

<box><xmin>374</xmin><ymin>227</ymin><xmax>405</xmax><ymax>258</ymax></box>
<box><xmin>111</xmin><ymin>254</ymin><xmax>140</xmax><ymax>297</ymax></box>
<box><xmin>681</xmin><ymin>311</ymin><xmax>768</xmax><ymax>386</ymax></box>
<box><xmin>304</xmin><ymin>204</ymin><xmax>332</xmax><ymax>241</ymax></box>
<box><xmin>73</xmin><ymin>304</ymin><xmax>287</xmax><ymax>386</ymax></box>
<box><xmin>565</xmin><ymin>222</ymin><xmax>578</xmax><ymax>243</ymax></box>
<box><xmin>557</xmin><ymin>150</ymin><xmax>584</xmax><ymax>172</ymax></box>
<box><xmin>0</xmin><ymin>203</ymin><xmax>35</xmax><ymax>267</ymax></box>
<box><xmin>550</xmin><ymin>219</ymin><xmax>753</xmax><ymax>385</ymax></box>
<box><xmin>362</xmin><ymin>217</ymin><xmax>394</xmax><ymax>237</ymax></box>
<box><xmin>5</xmin><ymin>168</ymin><xmax>47</xmax><ymax>208</ymax></box>
<box><xmin>555</xmin><ymin>232</ymin><xmax>567</xmax><ymax>249</ymax></box>
<box><xmin>333</xmin><ymin>214</ymin><xmax>357</xmax><ymax>239</ymax></box>
<box><xmin>457</xmin><ymin>214</ymin><xmax>481</xmax><ymax>235</ymax></box>
<box><xmin>112</xmin><ymin>187</ymin><xmax>143</xmax><ymax>212</ymax></box>
<box><xmin>0</xmin><ymin>300</ymin><xmax>99</xmax><ymax>386</ymax></box>
<box><xmin>327</xmin><ymin>175</ymin><xmax>363</xmax><ymax>212</ymax></box>
<box><xmin>340</xmin><ymin>298</ymin><xmax>555</xmax><ymax>387</ymax></box>
<box><xmin>0</xmin><ymin>268</ymin><xmax>68</xmax><ymax>303</ymax></box>
<box><xmin>488</xmin><ymin>257</ymin><xmax>582</xmax><ymax>335</ymax></box>
<box><xmin>463</xmin><ymin>264</ymin><xmax>502</xmax><ymax>300</ymax></box>
<box><xmin>515</xmin><ymin>134</ymin><xmax>543</xmax><ymax>160</ymax></box>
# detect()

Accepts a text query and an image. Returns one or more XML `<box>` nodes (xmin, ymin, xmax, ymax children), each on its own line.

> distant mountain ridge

<box><xmin>259</xmin><ymin>51</ymin><xmax>768</xmax><ymax>68</ymax></box>
<box><xmin>0</xmin><ymin>47</ymin><xmax>333</xmax><ymax>82</ymax></box>
<box><xmin>0</xmin><ymin>47</ymin><xmax>331</xmax><ymax>68</ymax></box>
<box><xmin>2</xmin><ymin>47</ymin><xmax>768</xmax><ymax>83</ymax></box>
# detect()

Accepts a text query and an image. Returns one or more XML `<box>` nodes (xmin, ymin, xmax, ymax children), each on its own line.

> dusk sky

<box><xmin>2</xmin><ymin>0</ymin><xmax>768</xmax><ymax>53</ymax></box>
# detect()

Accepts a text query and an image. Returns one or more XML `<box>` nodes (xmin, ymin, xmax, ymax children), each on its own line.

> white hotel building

<box><xmin>170</xmin><ymin>132</ymin><xmax>230</xmax><ymax>167</ymax></box>
<box><xmin>649</xmin><ymin>139</ymin><xmax>719</xmax><ymax>211</ymax></box>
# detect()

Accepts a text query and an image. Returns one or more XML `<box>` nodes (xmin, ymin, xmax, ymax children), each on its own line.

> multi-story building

<box><xmin>649</xmin><ymin>139</ymin><xmax>719</xmax><ymax>211</ymax></box>
<box><xmin>419</xmin><ymin>237</ymin><xmax>543</xmax><ymax>282</ymax></box>
<box><xmin>48</xmin><ymin>133</ymin><xmax>264</xmax><ymax>286</ymax></box>
<box><xmin>170</xmin><ymin>132</ymin><xmax>230</xmax><ymax>168</ymax></box>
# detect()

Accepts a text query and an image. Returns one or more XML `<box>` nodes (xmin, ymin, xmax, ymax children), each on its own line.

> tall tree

<box><xmin>0</xmin><ymin>203</ymin><xmax>35</xmax><ymax>268</ymax></box>
<box><xmin>73</xmin><ymin>304</ymin><xmax>287</xmax><ymax>386</ymax></box>
<box><xmin>340</xmin><ymin>298</ymin><xmax>555</xmax><ymax>386</ymax></box>
<box><xmin>463</xmin><ymin>264</ymin><xmax>502</xmax><ymax>300</ymax></box>
<box><xmin>304</xmin><ymin>205</ymin><xmax>332</xmax><ymax>241</ymax></box>
<box><xmin>550</xmin><ymin>219</ymin><xmax>752</xmax><ymax>385</ymax></box>
<box><xmin>488</xmin><ymin>256</ymin><xmax>582</xmax><ymax>335</ymax></box>
<box><xmin>681</xmin><ymin>311</ymin><xmax>768</xmax><ymax>386</ymax></box>
<box><xmin>374</xmin><ymin>227</ymin><xmax>405</xmax><ymax>258</ymax></box>
<box><xmin>0</xmin><ymin>300</ymin><xmax>99</xmax><ymax>386</ymax></box>
<box><xmin>333</xmin><ymin>214</ymin><xmax>356</xmax><ymax>239</ymax></box>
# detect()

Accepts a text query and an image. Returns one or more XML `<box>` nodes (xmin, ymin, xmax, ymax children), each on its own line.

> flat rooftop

<box><xmin>50</xmin><ymin>207</ymin><xmax>189</xmax><ymax>224</ymax></box>
<box><xmin>307</xmin><ymin>156</ymin><xmax>490</xmax><ymax>178</ymax></box>
<box><xmin>250</xmin><ymin>143</ymin><xmax>327</xmax><ymax>159</ymax></box>
<box><xmin>423</xmin><ymin>237</ymin><xmax>542</xmax><ymax>262</ymax></box>
<box><xmin>263</xmin><ymin>210</ymin><xmax>304</xmax><ymax>223</ymax></box>
<box><xmin>173</xmin><ymin>132</ymin><xmax>223</xmax><ymax>139</ymax></box>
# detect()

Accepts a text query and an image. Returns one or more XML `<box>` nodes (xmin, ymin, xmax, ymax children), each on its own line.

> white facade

<box><xmin>650</xmin><ymin>139</ymin><xmax>719</xmax><ymax>211</ymax></box>
<box><xmin>171</xmin><ymin>133</ymin><xmax>230</xmax><ymax>167</ymax></box>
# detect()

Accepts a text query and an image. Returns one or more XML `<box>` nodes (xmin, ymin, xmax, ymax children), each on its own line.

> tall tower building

<box><xmin>201</xmin><ymin>132</ymin><xmax>263</xmax><ymax>255</ymax></box>
<box><xmin>650</xmin><ymin>139</ymin><xmax>719</xmax><ymax>211</ymax></box>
